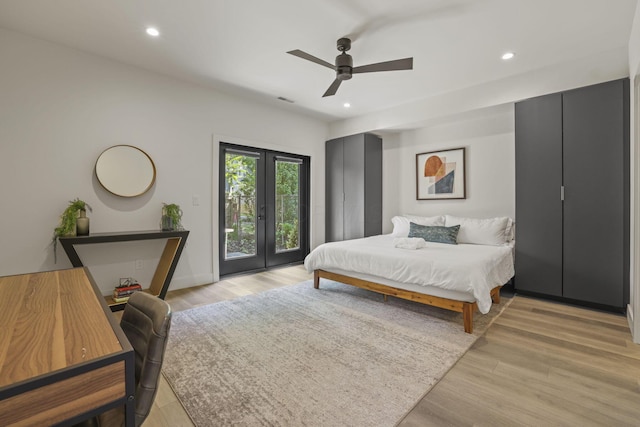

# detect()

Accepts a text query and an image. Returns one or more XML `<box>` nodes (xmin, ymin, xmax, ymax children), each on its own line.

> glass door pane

<box><xmin>275</xmin><ymin>159</ymin><xmax>300</xmax><ymax>253</ymax></box>
<box><xmin>265</xmin><ymin>152</ymin><xmax>309</xmax><ymax>268</ymax></box>
<box><xmin>219</xmin><ymin>145</ymin><xmax>266</xmax><ymax>276</ymax></box>
<box><xmin>224</xmin><ymin>152</ymin><xmax>257</xmax><ymax>259</ymax></box>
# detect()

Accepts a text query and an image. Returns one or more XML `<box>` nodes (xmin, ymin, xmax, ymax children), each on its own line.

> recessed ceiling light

<box><xmin>501</xmin><ymin>52</ymin><xmax>515</xmax><ymax>60</ymax></box>
<box><xmin>344</xmin><ymin>103</ymin><xmax>351</xmax><ymax>108</ymax></box>
<box><xmin>146</xmin><ymin>27</ymin><xmax>160</xmax><ymax>37</ymax></box>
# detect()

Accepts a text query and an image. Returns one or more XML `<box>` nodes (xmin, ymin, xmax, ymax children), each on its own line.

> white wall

<box><xmin>379</xmin><ymin>104</ymin><xmax>515</xmax><ymax>233</ymax></box>
<box><xmin>0</xmin><ymin>28</ymin><xmax>327</xmax><ymax>295</ymax></box>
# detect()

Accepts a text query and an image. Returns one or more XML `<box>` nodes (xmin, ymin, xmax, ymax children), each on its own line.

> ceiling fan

<box><xmin>287</xmin><ymin>37</ymin><xmax>413</xmax><ymax>97</ymax></box>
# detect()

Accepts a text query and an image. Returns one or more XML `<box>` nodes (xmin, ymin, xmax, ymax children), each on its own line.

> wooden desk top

<box><xmin>0</xmin><ymin>268</ymin><xmax>124</xmax><ymax>387</ymax></box>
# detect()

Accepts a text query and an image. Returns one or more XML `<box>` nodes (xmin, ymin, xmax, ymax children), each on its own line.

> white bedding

<box><xmin>304</xmin><ymin>234</ymin><xmax>514</xmax><ymax>314</ymax></box>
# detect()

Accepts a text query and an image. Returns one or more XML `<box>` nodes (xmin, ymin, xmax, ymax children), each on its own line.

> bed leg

<box><xmin>491</xmin><ymin>289</ymin><xmax>501</xmax><ymax>304</ymax></box>
<box><xmin>313</xmin><ymin>270</ymin><xmax>320</xmax><ymax>289</ymax></box>
<box><xmin>463</xmin><ymin>303</ymin><xmax>474</xmax><ymax>334</ymax></box>
<box><xmin>383</xmin><ymin>294</ymin><xmax>388</xmax><ymax>302</ymax></box>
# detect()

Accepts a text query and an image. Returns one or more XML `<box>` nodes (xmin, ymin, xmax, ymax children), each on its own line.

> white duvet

<box><xmin>304</xmin><ymin>234</ymin><xmax>514</xmax><ymax>314</ymax></box>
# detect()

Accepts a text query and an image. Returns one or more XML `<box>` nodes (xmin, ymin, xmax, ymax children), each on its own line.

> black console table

<box><xmin>59</xmin><ymin>230</ymin><xmax>189</xmax><ymax>310</ymax></box>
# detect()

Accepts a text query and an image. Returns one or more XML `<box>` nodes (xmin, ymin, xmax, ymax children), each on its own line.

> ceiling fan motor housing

<box><xmin>287</xmin><ymin>36</ymin><xmax>412</xmax><ymax>96</ymax></box>
<box><xmin>336</xmin><ymin>53</ymin><xmax>353</xmax><ymax>80</ymax></box>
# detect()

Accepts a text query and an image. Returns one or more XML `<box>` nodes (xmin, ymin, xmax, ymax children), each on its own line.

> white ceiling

<box><xmin>0</xmin><ymin>0</ymin><xmax>636</xmax><ymax>123</ymax></box>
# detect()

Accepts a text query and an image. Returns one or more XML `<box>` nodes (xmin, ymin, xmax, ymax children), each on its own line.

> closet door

<box><xmin>343</xmin><ymin>134</ymin><xmax>366</xmax><ymax>240</ymax></box>
<box><xmin>514</xmin><ymin>93</ymin><xmax>563</xmax><ymax>296</ymax></box>
<box><xmin>325</xmin><ymin>138</ymin><xmax>344</xmax><ymax>242</ymax></box>
<box><xmin>363</xmin><ymin>133</ymin><xmax>383</xmax><ymax>237</ymax></box>
<box><xmin>562</xmin><ymin>80</ymin><xmax>629</xmax><ymax>307</ymax></box>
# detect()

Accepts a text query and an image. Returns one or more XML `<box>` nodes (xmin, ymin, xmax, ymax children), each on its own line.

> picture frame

<box><xmin>416</xmin><ymin>147</ymin><xmax>466</xmax><ymax>200</ymax></box>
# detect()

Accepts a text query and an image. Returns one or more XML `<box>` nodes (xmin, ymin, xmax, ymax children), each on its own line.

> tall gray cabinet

<box><xmin>515</xmin><ymin>78</ymin><xmax>629</xmax><ymax>310</ymax></box>
<box><xmin>326</xmin><ymin>133</ymin><xmax>382</xmax><ymax>242</ymax></box>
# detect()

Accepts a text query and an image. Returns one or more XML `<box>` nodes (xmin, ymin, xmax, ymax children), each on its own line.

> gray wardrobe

<box><xmin>326</xmin><ymin>133</ymin><xmax>382</xmax><ymax>242</ymax></box>
<box><xmin>514</xmin><ymin>78</ymin><xmax>629</xmax><ymax>310</ymax></box>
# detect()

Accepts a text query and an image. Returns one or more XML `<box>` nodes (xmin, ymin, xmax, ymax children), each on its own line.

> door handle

<box><xmin>258</xmin><ymin>205</ymin><xmax>265</xmax><ymax>220</ymax></box>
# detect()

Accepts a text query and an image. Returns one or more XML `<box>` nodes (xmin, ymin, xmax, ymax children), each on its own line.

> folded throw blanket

<box><xmin>393</xmin><ymin>237</ymin><xmax>426</xmax><ymax>250</ymax></box>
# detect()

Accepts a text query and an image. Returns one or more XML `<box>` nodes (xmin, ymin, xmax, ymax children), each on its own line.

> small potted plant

<box><xmin>161</xmin><ymin>203</ymin><xmax>183</xmax><ymax>231</ymax></box>
<box><xmin>52</xmin><ymin>198</ymin><xmax>92</xmax><ymax>261</ymax></box>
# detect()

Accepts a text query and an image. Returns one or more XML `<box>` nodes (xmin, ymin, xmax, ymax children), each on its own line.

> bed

<box><xmin>304</xmin><ymin>215</ymin><xmax>515</xmax><ymax>333</ymax></box>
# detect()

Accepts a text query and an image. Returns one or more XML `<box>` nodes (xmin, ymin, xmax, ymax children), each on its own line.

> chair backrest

<box><xmin>120</xmin><ymin>292</ymin><xmax>172</xmax><ymax>426</ymax></box>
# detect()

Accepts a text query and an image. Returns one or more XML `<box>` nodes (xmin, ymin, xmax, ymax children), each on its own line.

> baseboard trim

<box><xmin>515</xmin><ymin>289</ymin><xmax>626</xmax><ymax>314</ymax></box>
<box><xmin>169</xmin><ymin>273</ymin><xmax>215</xmax><ymax>291</ymax></box>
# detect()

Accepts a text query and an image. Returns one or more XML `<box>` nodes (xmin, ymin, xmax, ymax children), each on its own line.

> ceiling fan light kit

<box><xmin>287</xmin><ymin>37</ymin><xmax>413</xmax><ymax>97</ymax></box>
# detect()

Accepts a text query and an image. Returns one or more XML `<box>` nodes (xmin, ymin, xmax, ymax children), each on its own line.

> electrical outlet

<box><xmin>192</xmin><ymin>194</ymin><xmax>200</xmax><ymax>206</ymax></box>
<box><xmin>135</xmin><ymin>259</ymin><xmax>143</xmax><ymax>270</ymax></box>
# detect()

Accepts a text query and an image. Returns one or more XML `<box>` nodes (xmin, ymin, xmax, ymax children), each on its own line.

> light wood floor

<box><xmin>145</xmin><ymin>265</ymin><xmax>640</xmax><ymax>426</ymax></box>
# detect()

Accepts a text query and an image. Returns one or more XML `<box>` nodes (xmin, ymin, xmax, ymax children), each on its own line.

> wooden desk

<box><xmin>59</xmin><ymin>230</ymin><xmax>189</xmax><ymax>311</ymax></box>
<box><xmin>0</xmin><ymin>268</ymin><xmax>135</xmax><ymax>426</ymax></box>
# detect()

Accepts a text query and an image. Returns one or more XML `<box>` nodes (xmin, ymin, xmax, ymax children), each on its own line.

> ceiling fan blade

<box><xmin>322</xmin><ymin>79</ymin><xmax>342</xmax><ymax>97</ymax></box>
<box><xmin>287</xmin><ymin>49</ymin><xmax>336</xmax><ymax>70</ymax></box>
<box><xmin>352</xmin><ymin>57</ymin><xmax>413</xmax><ymax>74</ymax></box>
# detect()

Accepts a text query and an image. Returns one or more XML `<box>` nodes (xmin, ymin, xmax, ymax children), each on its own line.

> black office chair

<box><xmin>76</xmin><ymin>292</ymin><xmax>172</xmax><ymax>427</ymax></box>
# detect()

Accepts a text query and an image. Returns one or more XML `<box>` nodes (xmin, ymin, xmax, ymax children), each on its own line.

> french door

<box><xmin>219</xmin><ymin>142</ymin><xmax>310</xmax><ymax>276</ymax></box>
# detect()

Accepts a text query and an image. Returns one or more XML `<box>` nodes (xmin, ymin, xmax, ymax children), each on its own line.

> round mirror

<box><xmin>95</xmin><ymin>145</ymin><xmax>156</xmax><ymax>197</ymax></box>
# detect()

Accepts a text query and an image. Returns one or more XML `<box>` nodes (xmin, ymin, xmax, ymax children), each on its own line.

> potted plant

<box><xmin>52</xmin><ymin>198</ymin><xmax>93</xmax><ymax>261</ymax></box>
<box><xmin>161</xmin><ymin>203</ymin><xmax>183</xmax><ymax>231</ymax></box>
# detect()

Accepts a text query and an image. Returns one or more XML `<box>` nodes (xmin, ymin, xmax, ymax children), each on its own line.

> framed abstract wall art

<box><xmin>416</xmin><ymin>147</ymin><xmax>466</xmax><ymax>200</ymax></box>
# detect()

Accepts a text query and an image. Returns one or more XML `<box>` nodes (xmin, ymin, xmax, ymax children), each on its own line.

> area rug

<box><xmin>162</xmin><ymin>280</ymin><xmax>511</xmax><ymax>426</ymax></box>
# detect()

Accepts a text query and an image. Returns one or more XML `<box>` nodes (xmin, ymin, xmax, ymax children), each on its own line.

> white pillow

<box><xmin>391</xmin><ymin>214</ymin><xmax>445</xmax><ymax>237</ymax></box>
<box><xmin>444</xmin><ymin>215</ymin><xmax>510</xmax><ymax>246</ymax></box>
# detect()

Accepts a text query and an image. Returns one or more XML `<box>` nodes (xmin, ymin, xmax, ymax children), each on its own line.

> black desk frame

<box><xmin>59</xmin><ymin>230</ymin><xmax>189</xmax><ymax>310</ymax></box>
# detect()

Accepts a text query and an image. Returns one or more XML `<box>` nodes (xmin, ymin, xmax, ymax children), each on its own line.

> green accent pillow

<box><xmin>408</xmin><ymin>223</ymin><xmax>460</xmax><ymax>245</ymax></box>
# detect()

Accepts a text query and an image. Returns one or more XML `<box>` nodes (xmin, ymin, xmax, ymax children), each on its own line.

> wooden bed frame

<box><xmin>313</xmin><ymin>269</ymin><xmax>501</xmax><ymax>334</ymax></box>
